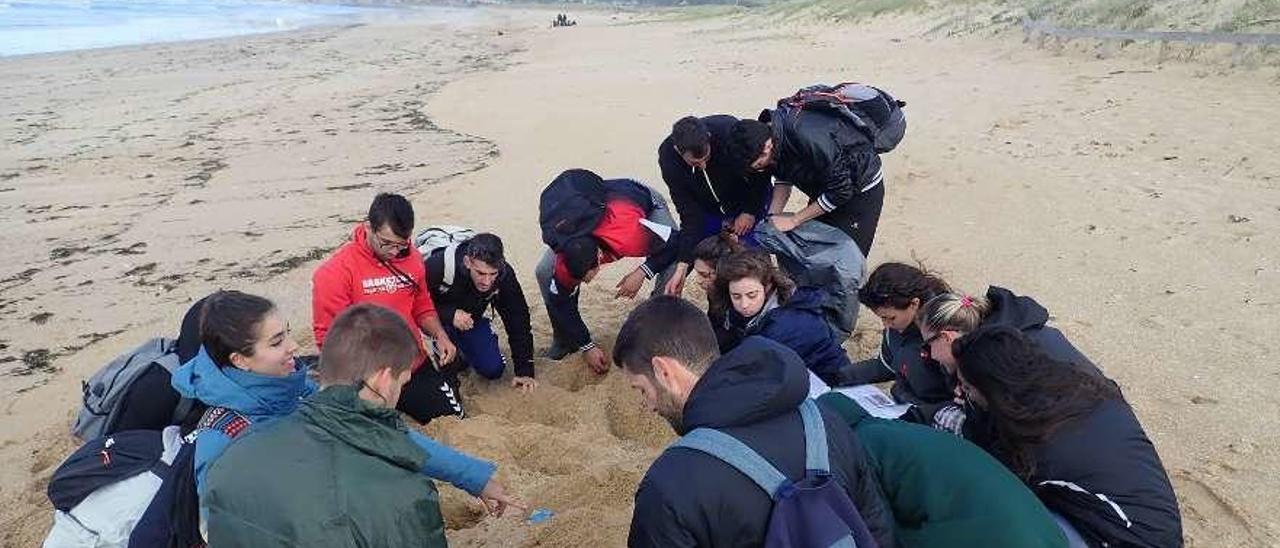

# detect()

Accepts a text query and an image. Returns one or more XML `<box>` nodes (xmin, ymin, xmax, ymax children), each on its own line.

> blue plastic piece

<box><xmin>527</xmin><ymin>508</ymin><xmax>555</xmax><ymax>524</ymax></box>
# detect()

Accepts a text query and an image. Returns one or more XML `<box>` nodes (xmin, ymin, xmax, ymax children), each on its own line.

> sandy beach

<box><xmin>2</xmin><ymin>5</ymin><xmax>1278</xmax><ymax>547</ymax></box>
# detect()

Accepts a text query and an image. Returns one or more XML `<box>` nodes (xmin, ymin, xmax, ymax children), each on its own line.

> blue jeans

<box><xmin>444</xmin><ymin>317</ymin><xmax>506</xmax><ymax>380</ymax></box>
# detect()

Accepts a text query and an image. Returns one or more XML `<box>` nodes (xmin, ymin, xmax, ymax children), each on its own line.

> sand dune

<box><xmin>1</xmin><ymin>6</ymin><xmax>1278</xmax><ymax>547</ymax></box>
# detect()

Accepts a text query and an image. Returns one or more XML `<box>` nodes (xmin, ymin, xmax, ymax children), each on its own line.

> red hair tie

<box><xmin>960</xmin><ymin>295</ymin><xmax>974</xmax><ymax>308</ymax></box>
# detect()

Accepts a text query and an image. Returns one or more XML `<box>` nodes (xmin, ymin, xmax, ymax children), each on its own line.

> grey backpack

<box><xmin>414</xmin><ymin>225</ymin><xmax>477</xmax><ymax>292</ymax></box>
<box><xmin>72</xmin><ymin>338</ymin><xmax>192</xmax><ymax>440</ymax></box>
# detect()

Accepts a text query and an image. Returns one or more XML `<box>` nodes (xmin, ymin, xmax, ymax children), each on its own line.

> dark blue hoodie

<box><xmin>720</xmin><ymin>286</ymin><xmax>854</xmax><ymax>386</ymax></box>
<box><xmin>628</xmin><ymin>337</ymin><xmax>896</xmax><ymax>548</ymax></box>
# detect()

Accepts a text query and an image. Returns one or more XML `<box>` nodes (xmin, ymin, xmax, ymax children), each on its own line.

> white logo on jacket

<box><xmin>361</xmin><ymin>275</ymin><xmax>413</xmax><ymax>295</ymax></box>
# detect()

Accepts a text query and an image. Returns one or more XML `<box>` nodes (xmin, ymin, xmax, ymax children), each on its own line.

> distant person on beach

<box><xmin>424</xmin><ymin>232</ymin><xmax>537</xmax><ymax>392</ymax></box>
<box><xmin>730</xmin><ymin>102</ymin><xmax>886</xmax><ymax>256</ymax></box>
<box><xmin>205</xmin><ymin>303</ymin><xmax>524</xmax><ymax>547</ymax></box>
<box><xmin>614</xmin><ymin>297</ymin><xmax>896</xmax><ymax>548</ymax></box>
<box><xmin>816</xmin><ymin>390</ymin><xmax>1069</xmax><ymax>548</ymax></box>
<box><xmin>536</xmin><ymin>170</ymin><xmax>679</xmax><ymax>374</ymax></box>
<box><xmin>915</xmin><ymin>288</ymin><xmax>1094</xmax><ymax>436</ymax></box>
<box><xmin>170</xmin><ymin>292</ymin><xmax>510</xmax><ymax>539</ymax></box>
<box><xmin>312</xmin><ymin>193</ymin><xmax>461</xmax><ymax>424</ymax></box>
<box><xmin>951</xmin><ymin>326</ymin><xmax>1182</xmax><ymax>548</ymax></box>
<box><xmin>710</xmin><ymin>250</ymin><xmax>852</xmax><ymax>386</ymax></box>
<box><xmin>838</xmin><ymin>262</ymin><xmax>955</xmax><ymax>423</ymax></box>
<box><xmin>658</xmin><ymin>115</ymin><xmax>772</xmax><ymax>296</ymax></box>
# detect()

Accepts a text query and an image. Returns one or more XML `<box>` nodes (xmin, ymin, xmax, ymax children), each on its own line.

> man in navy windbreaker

<box><xmin>613</xmin><ymin>297</ymin><xmax>895</xmax><ymax>548</ymax></box>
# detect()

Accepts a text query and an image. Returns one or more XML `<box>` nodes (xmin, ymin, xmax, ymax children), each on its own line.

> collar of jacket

<box><xmin>298</xmin><ymin>385</ymin><xmax>427</xmax><ymax>472</ymax></box>
<box><xmin>729</xmin><ymin>291</ymin><xmax>781</xmax><ymax>333</ymax></box>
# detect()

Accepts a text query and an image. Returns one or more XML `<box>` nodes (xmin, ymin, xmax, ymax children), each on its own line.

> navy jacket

<box><xmin>658</xmin><ymin>114</ymin><xmax>771</xmax><ymax>263</ymax></box>
<box><xmin>761</xmin><ymin>107</ymin><xmax>883</xmax><ymax>215</ymax></box>
<box><xmin>718</xmin><ymin>287</ymin><xmax>854</xmax><ymax>386</ymax></box>
<box><xmin>1030</xmin><ymin>397</ymin><xmax>1183</xmax><ymax>548</ymax></box>
<box><xmin>629</xmin><ymin>337</ymin><xmax>896</xmax><ymax>548</ymax></box>
<box><xmin>844</xmin><ymin>323</ymin><xmax>952</xmax><ymax>422</ymax></box>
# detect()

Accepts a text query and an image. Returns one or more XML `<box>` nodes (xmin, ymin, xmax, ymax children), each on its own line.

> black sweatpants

<box><xmin>396</xmin><ymin>359</ymin><xmax>464</xmax><ymax>424</ymax></box>
<box><xmin>816</xmin><ymin>182</ymin><xmax>885</xmax><ymax>257</ymax></box>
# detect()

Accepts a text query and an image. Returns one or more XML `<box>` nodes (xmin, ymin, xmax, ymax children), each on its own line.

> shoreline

<box><xmin>0</xmin><ymin>10</ymin><xmax>529</xmax><ymax>544</ymax></box>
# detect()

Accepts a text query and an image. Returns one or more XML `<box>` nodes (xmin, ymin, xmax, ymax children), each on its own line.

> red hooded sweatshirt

<box><xmin>312</xmin><ymin>225</ymin><xmax>436</xmax><ymax>364</ymax></box>
<box><xmin>552</xmin><ymin>198</ymin><xmax>658</xmax><ymax>290</ymax></box>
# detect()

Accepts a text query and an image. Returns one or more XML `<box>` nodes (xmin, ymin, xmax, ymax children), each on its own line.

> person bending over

<box><xmin>425</xmin><ymin>233</ymin><xmax>537</xmax><ymax>392</ymax></box>
<box><xmin>711</xmin><ymin>250</ymin><xmax>852</xmax><ymax>386</ymax></box>
<box><xmin>658</xmin><ymin>115</ymin><xmax>771</xmax><ymax>296</ymax></box>
<box><xmin>952</xmin><ymin>326</ymin><xmax>1182</xmax><ymax>548</ymax></box>
<box><xmin>614</xmin><ymin>296</ymin><xmax>895</xmax><ymax>548</ymax></box>
<box><xmin>536</xmin><ymin>171</ymin><xmax>679</xmax><ymax>373</ymax></box>
<box><xmin>839</xmin><ymin>262</ymin><xmax>952</xmax><ymax>422</ymax></box>
<box><xmin>730</xmin><ymin>105</ymin><xmax>885</xmax><ymax>256</ymax></box>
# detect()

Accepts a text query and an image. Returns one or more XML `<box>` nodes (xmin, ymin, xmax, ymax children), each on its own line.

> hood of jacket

<box><xmin>170</xmin><ymin>345</ymin><xmax>311</xmax><ymax>420</ymax></box>
<box><xmin>680</xmin><ymin>337</ymin><xmax>810</xmax><ymax>435</ymax></box>
<box><xmin>298</xmin><ymin>385</ymin><xmax>427</xmax><ymax>472</ymax></box>
<box><xmin>983</xmin><ymin>285</ymin><xmax>1050</xmax><ymax>331</ymax></box>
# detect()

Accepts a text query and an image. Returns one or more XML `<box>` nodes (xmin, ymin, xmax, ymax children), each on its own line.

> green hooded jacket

<box><xmin>817</xmin><ymin>392</ymin><xmax>1067</xmax><ymax>548</ymax></box>
<box><xmin>205</xmin><ymin>385</ymin><xmax>447</xmax><ymax>548</ymax></box>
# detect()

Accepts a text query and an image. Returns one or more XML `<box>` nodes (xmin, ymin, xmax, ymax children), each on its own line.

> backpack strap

<box><xmin>672</xmin><ymin>428</ymin><xmax>789</xmax><ymax>498</ymax></box>
<box><xmin>441</xmin><ymin>242</ymin><xmax>461</xmax><ymax>292</ymax></box>
<box><xmin>170</xmin><ymin>396</ymin><xmax>197</xmax><ymax>427</ymax></box>
<box><xmin>799</xmin><ymin>398</ymin><xmax>831</xmax><ymax>474</ymax></box>
<box><xmin>196</xmin><ymin>406</ymin><xmax>253</xmax><ymax>440</ymax></box>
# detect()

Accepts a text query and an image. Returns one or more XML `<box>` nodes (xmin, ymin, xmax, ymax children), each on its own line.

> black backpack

<box><xmin>48</xmin><ymin>430</ymin><xmax>168</xmax><ymax>512</ymax></box>
<box><xmin>776</xmin><ymin>82</ymin><xmax>907</xmax><ymax>154</ymax></box>
<box><xmin>128</xmin><ymin>406</ymin><xmax>252</xmax><ymax>548</ymax></box>
<box><xmin>539</xmin><ymin>169</ymin><xmax>608</xmax><ymax>250</ymax></box>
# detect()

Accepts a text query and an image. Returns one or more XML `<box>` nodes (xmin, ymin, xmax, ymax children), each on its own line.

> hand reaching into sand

<box><xmin>664</xmin><ymin>263</ymin><xmax>688</xmax><ymax>296</ymax></box>
<box><xmin>615</xmin><ymin>268</ymin><xmax>647</xmax><ymax>299</ymax></box>
<box><xmin>478</xmin><ymin>478</ymin><xmax>527</xmax><ymax>518</ymax></box>
<box><xmin>583</xmin><ymin>347</ymin><xmax>610</xmax><ymax>374</ymax></box>
<box><xmin>511</xmin><ymin>376</ymin><xmax>538</xmax><ymax>392</ymax></box>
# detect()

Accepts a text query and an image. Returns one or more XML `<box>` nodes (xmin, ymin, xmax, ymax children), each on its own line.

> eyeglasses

<box><xmin>920</xmin><ymin>331</ymin><xmax>945</xmax><ymax>359</ymax></box>
<box><xmin>370</xmin><ymin>230</ymin><xmax>410</xmax><ymax>253</ymax></box>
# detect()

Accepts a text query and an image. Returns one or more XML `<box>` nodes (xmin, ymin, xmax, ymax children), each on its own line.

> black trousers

<box><xmin>396</xmin><ymin>360</ymin><xmax>464</xmax><ymax>424</ymax></box>
<box><xmin>816</xmin><ymin>182</ymin><xmax>885</xmax><ymax>257</ymax></box>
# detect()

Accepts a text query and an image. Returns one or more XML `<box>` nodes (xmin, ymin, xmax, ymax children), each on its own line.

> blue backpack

<box><xmin>672</xmin><ymin>399</ymin><xmax>877</xmax><ymax>548</ymax></box>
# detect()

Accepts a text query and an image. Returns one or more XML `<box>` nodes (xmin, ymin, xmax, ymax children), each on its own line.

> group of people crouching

<box><xmin>52</xmin><ymin>92</ymin><xmax>1181</xmax><ymax>548</ymax></box>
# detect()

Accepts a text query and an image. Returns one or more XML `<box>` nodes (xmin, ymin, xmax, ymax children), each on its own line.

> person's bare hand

<box><xmin>477</xmin><ymin>479</ymin><xmax>527</xmax><ymax>518</ymax></box>
<box><xmin>731</xmin><ymin>213</ymin><xmax>757</xmax><ymax>236</ymax></box>
<box><xmin>583</xmin><ymin>347</ymin><xmax>610</xmax><ymax>374</ymax></box>
<box><xmin>511</xmin><ymin>376</ymin><xmax>538</xmax><ymax>393</ymax></box>
<box><xmin>434</xmin><ymin>336</ymin><xmax>457</xmax><ymax>367</ymax></box>
<box><xmin>453</xmin><ymin>311</ymin><xmax>474</xmax><ymax>332</ymax></box>
<box><xmin>663</xmin><ymin>263</ymin><xmax>689</xmax><ymax>296</ymax></box>
<box><xmin>770</xmin><ymin>214</ymin><xmax>800</xmax><ymax>232</ymax></box>
<box><xmin>614</xmin><ymin>268</ymin><xmax>647</xmax><ymax>299</ymax></box>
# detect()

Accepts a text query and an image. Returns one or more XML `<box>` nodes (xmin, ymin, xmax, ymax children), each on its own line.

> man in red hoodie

<box><xmin>312</xmin><ymin>193</ymin><xmax>461</xmax><ymax>423</ymax></box>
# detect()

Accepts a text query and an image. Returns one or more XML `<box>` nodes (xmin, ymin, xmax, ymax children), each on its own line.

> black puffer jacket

<box><xmin>629</xmin><ymin>337</ymin><xmax>896</xmax><ymax>548</ymax></box>
<box><xmin>659</xmin><ymin>114</ymin><xmax>771</xmax><ymax>263</ymax></box>
<box><xmin>761</xmin><ymin>108</ymin><xmax>883</xmax><ymax>215</ymax></box>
